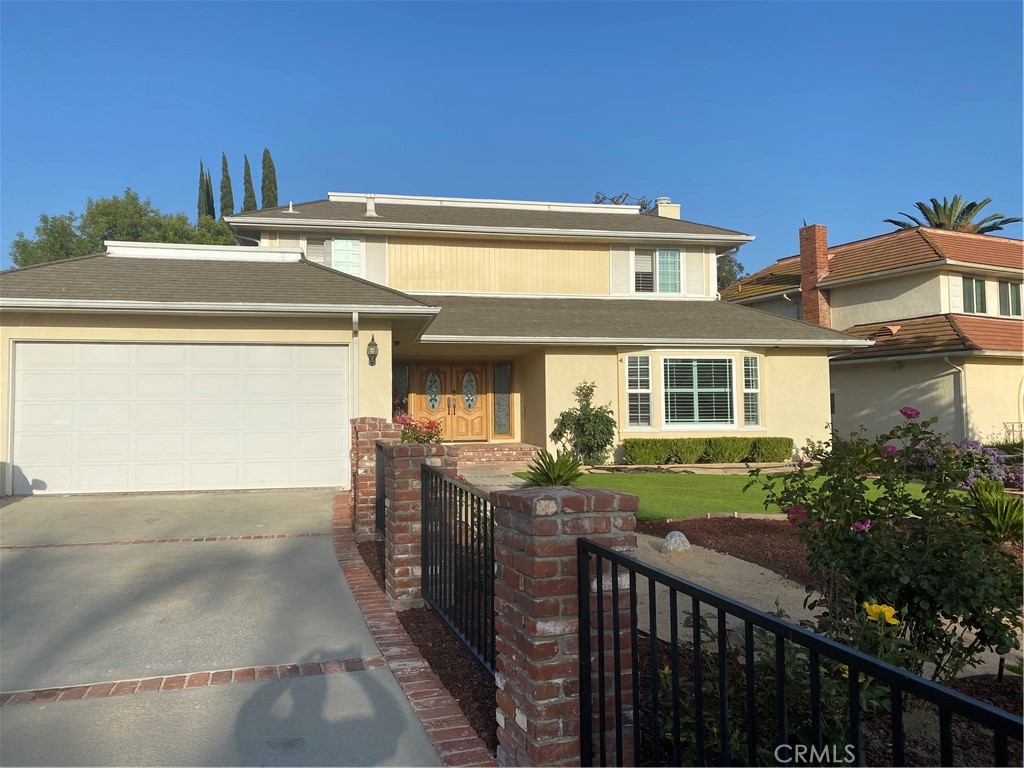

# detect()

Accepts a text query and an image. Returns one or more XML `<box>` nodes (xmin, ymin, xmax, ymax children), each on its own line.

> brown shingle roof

<box><xmin>419</xmin><ymin>294</ymin><xmax>866</xmax><ymax>346</ymax></box>
<box><xmin>0</xmin><ymin>254</ymin><xmax>432</xmax><ymax>309</ymax></box>
<box><xmin>722</xmin><ymin>228</ymin><xmax>1023</xmax><ymax>300</ymax></box>
<box><xmin>228</xmin><ymin>199</ymin><xmax>750</xmax><ymax>239</ymax></box>
<box><xmin>837</xmin><ymin>314</ymin><xmax>1023</xmax><ymax>360</ymax></box>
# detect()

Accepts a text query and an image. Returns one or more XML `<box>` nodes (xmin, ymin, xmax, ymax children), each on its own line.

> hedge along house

<box><xmin>1</xmin><ymin>193</ymin><xmax>868</xmax><ymax>496</ymax></box>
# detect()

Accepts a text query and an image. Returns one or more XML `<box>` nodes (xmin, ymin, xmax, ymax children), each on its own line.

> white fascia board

<box><xmin>0</xmin><ymin>298</ymin><xmax>440</xmax><ymax>316</ymax></box>
<box><xmin>816</xmin><ymin>259</ymin><xmax>1023</xmax><ymax>289</ymax></box>
<box><xmin>104</xmin><ymin>240</ymin><xmax>303</xmax><ymax>262</ymax></box>
<box><xmin>223</xmin><ymin>216</ymin><xmax>754</xmax><ymax>245</ymax></box>
<box><xmin>418</xmin><ymin>334</ymin><xmax>870</xmax><ymax>347</ymax></box>
<box><xmin>830</xmin><ymin>349</ymin><xmax>1021</xmax><ymax>365</ymax></box>
<box><xmin>942</xmin><ymin>260</ymin><xmax>1024</xmax><ymax>278</ymax></box>
<box><xmin>326</xmin><ymin>192</ymin><xmax>642</xmax><ymax>214</ymax></box>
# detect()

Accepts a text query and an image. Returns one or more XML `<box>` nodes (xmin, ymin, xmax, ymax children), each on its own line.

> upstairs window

<box><xmin>634</xmin><ymin>248</ymin><xmax>706</xmax><ymax>295</ymax></box>
<box><xmin>963</xmin><ymin>276</ymin><xmax>986</xmax><ymax>314</ymax></box>
<box><xmin>326</xmin><ymin>238</ymin><xmax>362</xmax><ymax>277</ymax></box>
<box><xmin>663</xmin><ymin>358</ymin><xmax>734</xmax><ymax>426</ymax></box>
<box><xmin>626</xmin><ymin>355</ymin><xmax>652</xmax><ymax>427</ymax></box>
<box><xmin>998</xmin><ymin>281</ymin><xmax>1022</xmax><ymax>316</ymax></box>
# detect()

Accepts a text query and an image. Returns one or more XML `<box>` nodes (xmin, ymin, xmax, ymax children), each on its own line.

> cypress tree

<box><xmin>261</xmin><ymin>147</ymin><xmax>278</xmax><ymax>209</ymax></box>
<box><xmin>242</xmin><ymin>154</ymin><xmax>257</xmax><ymax>212</ymax></box>
<box><xmin>205</xmin><ymin>169</ymin><xmax>216</xmax><ymax>220</ymax></box>
<box><xmin>219</xmin><ymin>153</ymin><xmax>234</xmax><ymax>217</ymax></box>
<box><xmin>197</xmin><ymin>160</ymin><xmax>208</xmax><ymax>220</ymax></box>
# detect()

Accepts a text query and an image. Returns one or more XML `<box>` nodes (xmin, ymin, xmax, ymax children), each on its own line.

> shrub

<box><xmin>965</xmin><ymin>479</ymin><xmax>1023</xmax><ymax>544</ymax></box>
<box><xmin>704</xmin><ymin>436</ymin><xmax>753</xmax><ymax>463</ymax></box>
<box><xmin>393</xmin><ymin>414</ymin><xmax>442</xmax><ymax>444</ymax></box>
<box><xmin>909</xmin><ymin>437</ymin><xmax>1023</xmax><ymax>490</ymax></box>
<box><xmin>622</xmin><ymin>439</ymin><xmax>671</xmax><ymax>465</ymax></box>
<box><xmin>747</xmin><ymin>408</ymin><xmax>1022</xmax><ymax>683</ymax></box>
<box><xmin>550</xmin><ymin>381</ymin><xmax>617</xmax><ymax>465</ymax></box>
<box><xmin>668</xmin><ymin>438</ymin><xmax>707</xmax><ymax>463</ymax></box>
<box><xmin>749</xmin><ymin>436</ymin><xmax>795</xmax><ymax>462</ymax></box>
<box><xmin>520</xmin><ymin>449</ymin><xmax>583</xmax><ymax>487</ymax></box>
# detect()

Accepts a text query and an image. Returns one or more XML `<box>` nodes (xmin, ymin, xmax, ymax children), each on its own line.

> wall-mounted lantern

<box><xmin>366</xmin><ymin>335</ymin><xmax>379</xmax><ymax>366</ymax></box>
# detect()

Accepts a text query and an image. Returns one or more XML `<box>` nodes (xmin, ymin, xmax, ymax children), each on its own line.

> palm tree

<box><xmin>884</xmin><ymin>195</ymin><xmax>1022</xmax><ymax>234</ymax></box>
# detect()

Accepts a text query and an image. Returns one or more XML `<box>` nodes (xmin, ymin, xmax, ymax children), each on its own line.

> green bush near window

<box><xmin>705</xmin><ymin>437</ymin><xmax>753</xmax><ymax>463</ymax></box>
<box><xmin>621</xmin><ymin>436</ymin><xmax>794</xmax><ymax>465</ymax></box>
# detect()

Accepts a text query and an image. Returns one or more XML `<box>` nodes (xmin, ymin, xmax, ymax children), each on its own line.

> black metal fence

<box><xmin>375</xmin><ymin>443</ymin><xmax>386</xmax><ymax>535</ymax></box>
<box><xmin>421</xmin><ymin>464</ymin><xmax>495</xmax><ymax>673</ymax></box>
<box><xmin>578</xmin><ymin>538</ymin><xmax>1023</xmax><ymax>767</ymax></box>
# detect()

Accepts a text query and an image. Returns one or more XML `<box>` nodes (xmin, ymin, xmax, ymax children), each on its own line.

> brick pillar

<box><xmin>350</xmin><ymin>417</ymin><xmax>401</xmax><ymax>540</ymax></box>
<box><xmin>381</xmin><ymin>443</ymin><xmax>458</xmax><ymax>610</ymax></box>
<box><xmin>799</xmin><ymin>223</ymin><xmax>831</xmax><ymax>327</ymax></box>
<box><xmin>492</xmin><ymin>487</ymin><xmax>638</xmax><ymax>767</ymax></box>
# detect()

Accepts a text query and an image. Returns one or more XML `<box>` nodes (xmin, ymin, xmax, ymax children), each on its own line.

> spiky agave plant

<box><xmin>520</xmin><ymin>450</ymin><xmax>584</xmax><ymax>488</ymax></box>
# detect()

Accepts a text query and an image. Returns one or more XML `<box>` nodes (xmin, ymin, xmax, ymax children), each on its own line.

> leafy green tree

<box><xmin>717</xmin><ymin>251</ymin><xmax>746</xmax><ymax>291</ymax></box>
<box><xmin>219</xmin><ymin>153</ymin><xmax>234</xmax><ymax>218</ymax></box>
<box><xmin>261</xmin><ymin>147</ymin><xmax>278</xmax><ymax>209</ymax></box>
<box><xmin>884</xmin><ymin>195</ymin><xmax>1022</xmax><ymax>234</ymax></box>
<box><xmin>550</xmin><ymin>381</ymin><xmax>617</xmax><ymax>465</ymax></box>
<box><xmin>10</xmin><ymin>188</ymin><xmax>236</xmax><ymax>268</ymax></box>
<box><xmin>242</xmin><ymin>154</ymin><xmax>257</xmax><ymax>212</ymax></box>
<box><xmin>205</xmin><ymin>168</ymin><xmax>216</xmax><ymax>220</ymax></box>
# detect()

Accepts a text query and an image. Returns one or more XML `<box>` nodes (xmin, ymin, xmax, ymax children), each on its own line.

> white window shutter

<box><xmin>685</xmin><ymin>252</ymin><xmax>706</xmax><ymax>296</ymax></box>
<box><xmin>949</xmin><ymin>275</ymin><xmax>964</xmax><ymax>313</ymax></box>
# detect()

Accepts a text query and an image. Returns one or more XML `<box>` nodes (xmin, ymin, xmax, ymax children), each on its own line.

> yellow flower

<box><xmin>863</xmin><ymin>602</ymin><xmax>900</xmax><ymax>625</ymax></box>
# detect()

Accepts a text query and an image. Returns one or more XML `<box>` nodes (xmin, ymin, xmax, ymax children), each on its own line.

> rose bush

<box><xmin>748</xmin><ymin>409</ymin><xmax>1022</xmax><ymax>683</ymax></box>
<box><xmin>393</xmin><ymin>414</ymin><xmax>442</xmax><ymax>444</ymax></box>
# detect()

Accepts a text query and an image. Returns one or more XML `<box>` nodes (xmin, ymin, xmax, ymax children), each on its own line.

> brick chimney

<box><xmin>799</xmin><ymin>224</ymin><xmax>831</xmax><ymax>327</ymax></box>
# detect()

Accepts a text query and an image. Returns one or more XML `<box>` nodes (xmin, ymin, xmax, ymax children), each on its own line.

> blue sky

<box><xmin>2</xmin><ymin>1</ymin><xmax>1021</xmax><ymax>273</ymax></box>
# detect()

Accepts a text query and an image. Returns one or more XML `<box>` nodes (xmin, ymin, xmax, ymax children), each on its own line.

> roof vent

<box><xmin>875</xmin><ymin>325</ymin><xmax>902</xmax><ymax>339</ymax></box>
<box><xmin>285</xmin><ymin>201</ymin><xmax>296</xmax><ymax>213</ymax></box>
<box><xmin>365</xmin><ymin>194</ymin><xmax>379</xmax><ymax>218</ymax></box>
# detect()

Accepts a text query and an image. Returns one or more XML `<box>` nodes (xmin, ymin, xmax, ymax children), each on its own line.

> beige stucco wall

<box><xmin>386</xmin><ymin>236</ymin><xmax>611</xmax><ymax>295</ymax></box>
<box><xmin>963</xmin><ymin>356</ymin><xmax>1024</xmax><ymax>442</ymax></box>
<box><xmin>528</xmin><ymin>346</ymin><xmax>830</xmax><ymax>461</ymax></box>
<box><xmin>0</xmin><ymin>311</ymin><xmax>394</xmax><ymax>483</ymax></box>
<box><xmin>830</xmin><ymin>273</ymin><xmax>942</xmax><ymax>329</ymax></box>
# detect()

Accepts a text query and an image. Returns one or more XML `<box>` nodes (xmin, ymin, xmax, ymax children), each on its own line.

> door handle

<box><xmin>446</xmin><ymin>396</ymin><xmax>452</xmax><ymax>415</ymax></box>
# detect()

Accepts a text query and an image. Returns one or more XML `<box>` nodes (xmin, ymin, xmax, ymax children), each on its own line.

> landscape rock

<box><xmin>662</xmin><ymin>531</ymin><xmax>691</xmax><ymax>552</ymax></box>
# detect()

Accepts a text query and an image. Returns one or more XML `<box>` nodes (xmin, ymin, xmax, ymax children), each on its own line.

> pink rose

<box><xmin>882</xmin><ymin>444</ymin><xmax>897</xmax><ymax>456</ymax></box>
<box><xmin>852</xmin><ymin>520</ymin><xmax>872</xmax><ymax>533</ymax></box>
<box><xmin>899</xmin><ymin>406</ymin><xmax>920</xmax><ymax>419</ymax></box>
<box><xmin>786</xmin><ymin>506</ymin><xmax>808</xmax><ymax>526</ymax></box>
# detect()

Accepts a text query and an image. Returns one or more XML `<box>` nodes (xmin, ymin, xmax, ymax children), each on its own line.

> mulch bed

<box><xmin>357</xmin><ymin>521</ymin><xmax>1021</xmax><ymax>765</ymax></box>
<box><xmin>356</xmin><ymin>540</ymin><xmax>498</xmax><ymax>755</ymax></box>
<box><xmin>637</xmin><ymin>516</ymin><xmax>816</xmax><ymax>585</ymax></box>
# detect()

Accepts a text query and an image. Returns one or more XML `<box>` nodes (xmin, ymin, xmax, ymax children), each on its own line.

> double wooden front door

<box><xmin>415</xmin><ymin>363</ymin><xmax>488</xmax><ymax>441</ymax></box>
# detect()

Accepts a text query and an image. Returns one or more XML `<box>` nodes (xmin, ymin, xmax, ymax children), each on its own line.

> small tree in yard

<box><xmin>550</xmin><ymin>381</ymin><xmax>617</xmax><ymax>466</ymax></box>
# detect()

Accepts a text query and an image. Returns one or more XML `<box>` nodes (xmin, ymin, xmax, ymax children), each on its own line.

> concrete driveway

<box><xmin>0</xmin><ymin>490</ymin><xmax>441</xmax><ymax>767</ymax></box>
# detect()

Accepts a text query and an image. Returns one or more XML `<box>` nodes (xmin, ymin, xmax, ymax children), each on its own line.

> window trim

<box><xmin>998</xmin><ymin>281</ymin><xmax>1022</xmax><ymax>317</ymax></box>
<box><xmin>742</xmin><ymin>355</ymin><xmax>761</xmax><ymax>427</ymax></box>
<box><xmin>631</xmin><ymin>246</ymin><xmax>704</xmax><ymax>296</ymax></box>
<box><xmin>325</xmin><ymin>237</ymin><xmax>366</xmax><ymax>277</ymax></box>
<box><xmin>661</xmin><ymin>356</ymin><xmax>736</xmax><ymax>429</ymax></box>
<box><xmin>625</xmin><ymin>354</ymin><xmax>652</xmax><ymax>428</ymax></box>
<box><xmin>963</xmin><ymin>276</ymin><xmax>987</xmax><ymax>314</ymax></box>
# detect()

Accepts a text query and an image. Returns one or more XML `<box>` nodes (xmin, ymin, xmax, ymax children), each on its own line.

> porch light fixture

<box><xmin>366</xmin><ymin>335</ymin><xmax>379</xmax><ymax>366</ymax></box>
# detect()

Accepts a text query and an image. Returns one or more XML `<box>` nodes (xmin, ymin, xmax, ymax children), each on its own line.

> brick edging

<box><xmin>0</xmin><ymin>532</ymin><xmax>330</xmax><ymax>551</ymax></box>
<box><xmin>0</xmin><ymin>656</ymin><xmax>384</xmax><ymax>707</ymax></box>
<box><xmin>332</xmin><ymin>492</ymin><xmax>498</xmax><ymax>768</ymax></box>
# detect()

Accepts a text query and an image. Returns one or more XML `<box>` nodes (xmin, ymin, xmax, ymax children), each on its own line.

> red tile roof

<box><xmin>722</xmin><ymin>227</ymin><xmax>1023</xmax><ymax>301</ymax></box>
<box><xmin>837</xmin><ymin>314</ymin><xmax>1023</xmax><ymax>360</ymax></box>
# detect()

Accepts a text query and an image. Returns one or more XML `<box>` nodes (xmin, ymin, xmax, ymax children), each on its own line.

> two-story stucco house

<box><xmin>722</xmin><ymin>224</ymin><xmax>1024</xmax><ymax>442</ymax></box>
<box><xmin>0</xmin><ymin>193</ymin><xmax>866</xmax><ymax>495</ymax></box>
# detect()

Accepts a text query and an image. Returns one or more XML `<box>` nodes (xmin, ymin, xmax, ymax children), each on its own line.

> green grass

<box><xmin>514</xmin><ymin>471</ymin><xmax>933</xmax><ymax>521</ymax></box>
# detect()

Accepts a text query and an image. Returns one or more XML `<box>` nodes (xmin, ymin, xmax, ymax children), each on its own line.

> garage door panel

<box><xmin>79</xmin><ymin>433</ymin><xmax>130</xmax><ymax>460</ymax></box>
<box><xmin>12</xmin><ymin>342</ymin><xmax>350</xmax><ymax>493</ymax></box>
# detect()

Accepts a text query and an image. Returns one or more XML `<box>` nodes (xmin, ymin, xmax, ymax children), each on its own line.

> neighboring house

<box><xmin>721</xmin><ymin>224</ymin><xmax>1024</xmax><ymax>443</ymax></box>
<box><xmin>0</xmin><ymin>194</ymin><xmax>866</xmax><ymax>495</ymax></box>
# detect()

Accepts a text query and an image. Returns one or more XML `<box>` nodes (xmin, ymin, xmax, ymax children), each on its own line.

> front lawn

<box><xmin>514</xmin><ymin>471</ymin><xmax>933</xmax><ymax>521</ymax></box>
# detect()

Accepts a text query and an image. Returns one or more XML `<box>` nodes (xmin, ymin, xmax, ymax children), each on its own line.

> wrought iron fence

<box><xmin>375</xmin><ymin>443</ymin><xmax>386</xmax><ymax>535</ymax></box>
<box><xmin>421</xmin><ymin>464</ymin><xmax>495</xmax><ymax>673</ymax></box>
<box><xmin>578</xmin><ymin>538</ymin><xmax>1023</xmax><ymax>767</ymax></box>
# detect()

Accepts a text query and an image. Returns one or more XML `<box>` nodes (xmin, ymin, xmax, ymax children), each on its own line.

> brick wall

<box><xmin>350</xmin><ymin>417</ymin><xmax>402</xmax><ymax>540</ymax></box>
<box><xmin>799</xmin><ymin>223</ymin><xmax>831</xmax><ymax>327</ymax></box>
<box><xmin>381</xmin><ymin>443</ymin><xmax>459</xmax><ymax>610</ymax></box>
<box><xmin>491</xmin><ymin>487</ymin><xmax>638</xmax><ymax>767</ymax></box>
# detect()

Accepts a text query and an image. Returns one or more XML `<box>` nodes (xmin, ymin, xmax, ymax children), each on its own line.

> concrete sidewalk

<box><xmin>0</xmin><ymin>490</ymin><xmax>441</xmax><ymax>767</ymax></box>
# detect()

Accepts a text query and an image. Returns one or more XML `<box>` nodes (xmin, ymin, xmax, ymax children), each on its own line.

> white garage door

<box><xmin>11</xmin><ymin>342</ymin><xmax>350</xmax><ymax>494</ymax></box>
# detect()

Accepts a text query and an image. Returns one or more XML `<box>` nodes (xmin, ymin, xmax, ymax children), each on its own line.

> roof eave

<box><xmin>0</xmin><ymin>298</ymin><xmax>441</xmax><ymax>316</ymax></box>
<box><xmin>417</xmin><ymin>334</ymin><xmax>869</xmax><ymax>347</ymax></box>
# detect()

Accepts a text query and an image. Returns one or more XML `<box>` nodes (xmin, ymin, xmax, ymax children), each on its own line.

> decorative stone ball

<box><xmin>662</xmin><ymin>531</ymin><xmax>691</xmax><ymax>552</ymax></box>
